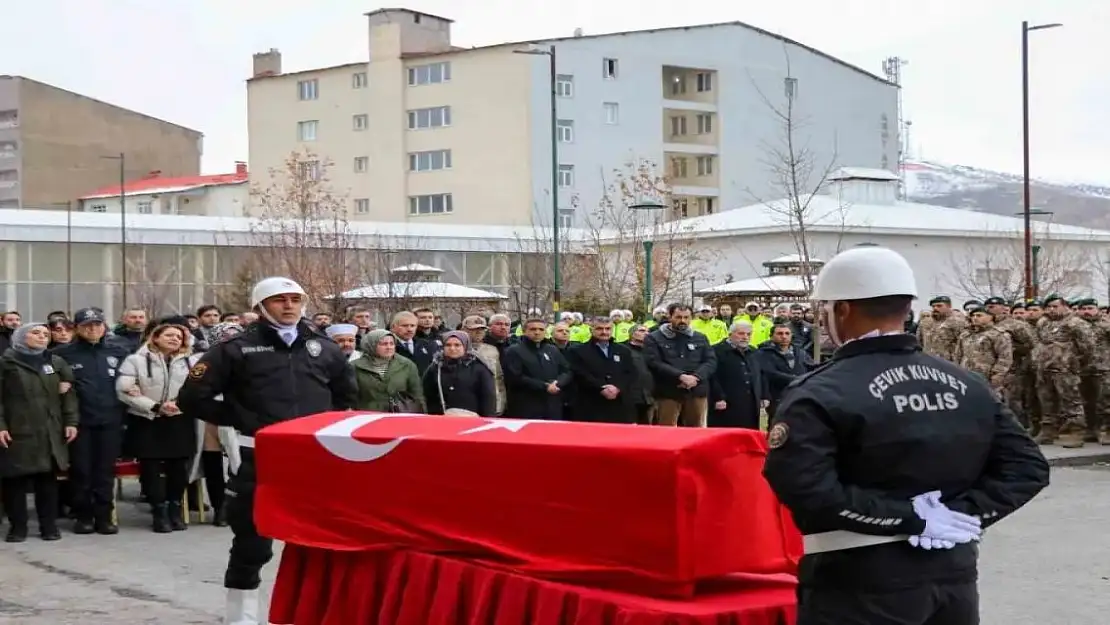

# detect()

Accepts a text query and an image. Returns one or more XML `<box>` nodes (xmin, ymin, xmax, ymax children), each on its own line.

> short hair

<box><xmin>729</xmin><ymin>320</ymin><xmax>753</xmax><ymax>332</ymax></box>
<box><xmin>590</xmin><ymin>317</ymin><xmax>613</xmax><ymax>327</ymax></box>
<box><xmin>523</xmin><ymin>317</ymin><xmax>547</xmax><ymax>328</ymax></box>
<box><xmin>197</xmin><ymin>305</ymin><xmax>220</xmax><ymax>317</ymax></box>
<box><xmin>849</xmin><ymin>295</ymin><xmax>914</xmax><ymax>319</ymax></box>
<box><xmin>771</xmin><ymin>323</ymin><xmax>792</xmax><ymax>334</ymax></box>
<box><xmin>220</xmin><ymin>312</ymin><xmax>239</xmax><ymax>321</ymax></box>
<box><xmin>489</xmin><ymin>313</ymin><xmax>512</xmax><ymax>324</ymax></box>
<box><xmin>667</xmin><ymin>303</ymin><xmax>692</xmax><ymax>316</ymax></box>
<box><xmin>413</xmin><ymin>307</ymin><xmax>434</xmax><ymax>315</ymax></box>
<box><xmin>391</xmin><ymin>311</ymin><xmax>417</xmax><ymax>326</ymax></box>
<box><xmin>2</xmin><ymin>310</ymin><xmax>20</xmax><ymax>318</ymax></box>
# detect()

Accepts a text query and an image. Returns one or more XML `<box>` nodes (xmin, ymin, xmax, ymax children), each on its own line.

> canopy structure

<box><xmin>697</xmin><ymin>254</ymin><xmax>822</xmax><ymax>306</ymax></box>
<box><xmin>333</xmin><ymin>264</ymin><xmax>507</xmax><ymax>321</ymax></box>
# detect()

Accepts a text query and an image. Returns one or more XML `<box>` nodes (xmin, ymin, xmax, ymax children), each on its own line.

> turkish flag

<box><xmin>254</xmin><ymin>412</ymin><xmax>801</xmax><ymax>598</ymax></box>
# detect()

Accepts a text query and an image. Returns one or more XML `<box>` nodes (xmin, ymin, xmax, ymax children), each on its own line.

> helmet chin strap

<box><xmin>259</xmin><ymin>304</ymin><xmax>303</xmax><ymax>331</ymax></box>
<box><xmin>823</xmin><ymin>301</ymin><xmax>843</xmax><ymax>347</ymax></box>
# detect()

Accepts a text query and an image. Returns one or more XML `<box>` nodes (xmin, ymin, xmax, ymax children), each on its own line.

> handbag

<box><xmin>387</xmin><ymin>392</ymin><xmax>422</xmax><ymax>413</ymax></box>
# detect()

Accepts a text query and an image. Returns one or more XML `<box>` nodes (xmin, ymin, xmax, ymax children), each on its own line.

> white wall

<box><xmin>80</xmin><ymin>184</ymin><xmax>249</xmax><ymax>217</ymax></box>
<box><xmin>528</xmin><ymin>24</ymin><xmax>898</xmax><ymax>227</ymax></box>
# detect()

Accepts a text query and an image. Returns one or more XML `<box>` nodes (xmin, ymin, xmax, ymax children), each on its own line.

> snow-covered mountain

<box><xmin>901</xmin><ymin>161</ymin><xmax>1110</xmax><ymax>229</ymax></box>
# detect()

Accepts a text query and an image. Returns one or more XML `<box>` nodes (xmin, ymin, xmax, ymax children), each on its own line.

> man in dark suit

<box><xmin>709</xmin><ymin>321</ymin><xmax>769</xmax><ymax>429</ymax></box>
<box><xmin>757</xmin><ymin>323</ymin><xmax>814</xmax><ymax>417</ymax></box>
<box><xmin>566</xmin><ymin>318</ymin><xmax>638</xmax><ymax>423</ymax></box>
<box><xmin>391</xmin><ymin>311</ymin><xmax>438</xmax><ymax>376</ymax></box>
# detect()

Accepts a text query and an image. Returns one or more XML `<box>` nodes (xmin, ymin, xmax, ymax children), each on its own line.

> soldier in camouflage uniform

<box><xmin>1076</xmin><ymin>298</ymin><xmax>1110</xmax><ymax>445</ymax></box>
<box><xmin>954</xmin><ymin>306</ymin><xmax>1013</xmax><ymax>394</ymax></box>
<box><xmin>962</xmin><ymin>299</ymin><xmax>983</xmax><ymax>313</ymax></box>
<box><xmin>986</xmin><ymin>297</ymin><xmax>1036</xmax><ymax>425</ymax></box>
<box><xmin>1033</xmin><ymin>294</ymin><xmax>1095</xmax><ymax>447</ymax></box>
<box><xmin>917</xmin><ymin>295</ymin><xmax>967</xmax><ymax>363</ymax></box>
<box><xmin>1022</xmin><ymin>300</ymin><xmax>1044</xmax><ymax>434</ymax></box>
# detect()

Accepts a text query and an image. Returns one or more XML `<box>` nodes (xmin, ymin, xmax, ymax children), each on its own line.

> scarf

<box><xmin>658</xmin><ymin>323</ymin><xmax>694</xmax><ymax>339</ymax></box>
<box><xmin>11</xmin><ymin>323</ymin><xmax>50</xmax><ymax>367</ymax></box>
<box><xmin>360</xmin><ymin>329</ymin><xmax>394</xmax><ymax>377</ymax></box>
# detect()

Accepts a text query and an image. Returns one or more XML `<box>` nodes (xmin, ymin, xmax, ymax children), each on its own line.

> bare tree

<box><xmin>577</xmin><ymin>158</ymin><xmax>708</xmax><ymax>313</ymax></box>
<box><xmin>502</xmin><ymin>212</ymin><xmax>590</xmax><ymax>316</ymax></box>
<box><xmin>945</xmin><ymin>226</ymin><xmax>1091</xmax><ymax>300</ymax></box>
<box><xmin>242</xmin><ymin>149</ymin><xmax>360</xmax><ymax>314</ymax></box>
<box><xmin>125</xmin><ymin>265</ymin><xmax>180</xmax><ymax>318</ymax></box>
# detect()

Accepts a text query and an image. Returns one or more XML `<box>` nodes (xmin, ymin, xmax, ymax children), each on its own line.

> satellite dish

<box><xmin>573</xmin><ymin>27</ymin><xmax>584</xmax><ymax>37</ymax></box>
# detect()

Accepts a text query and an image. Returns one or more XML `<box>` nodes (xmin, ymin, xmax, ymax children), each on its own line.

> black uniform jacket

<box><xmin>177</xmin><ymin>321</ymin><xmax>357</xmax><ymax>436</ymax></box>
<box><xmin>502</xmin><ymin>339</ymin><xmax>573</xmax><ymax>420</ymax></box>
<box><xmin>763</xmin><ymin>334</ymin><xmax>1049</xmax><ymax>590</ymax></box>
<box><xmin>54</xmin><ymin>337</ymin><xmax>132</xmax><ymax>427</ymax></box>
<box><xmin>565</xmin><ymin>339</ymin><xmax>638</xmax><ymax>423</ymax></box>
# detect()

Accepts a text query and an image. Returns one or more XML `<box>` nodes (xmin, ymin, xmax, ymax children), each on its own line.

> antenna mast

<box><xmin>882</xmin><ymin>57</ymin><xmax>909</xmax><ymax>197</ymax></box>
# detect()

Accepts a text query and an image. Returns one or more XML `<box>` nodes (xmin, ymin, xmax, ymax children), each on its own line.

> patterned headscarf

<box><xmin>212</xmin><ymin>322</ymin><xmax>244</xmax><ymax>344</ymax></box>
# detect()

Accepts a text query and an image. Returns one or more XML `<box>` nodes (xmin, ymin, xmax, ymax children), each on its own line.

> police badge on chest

<box><xmin>306</xmin><ymin>339</ymin><xmax>322</xmax><ymax>358</ymax></box>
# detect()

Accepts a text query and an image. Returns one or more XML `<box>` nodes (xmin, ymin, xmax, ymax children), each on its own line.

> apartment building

<box><xmin>0</xmin><ymin>75</ymin><xmax>203</xmax><ymax>210</ymax></box>
<box><xmin>246</xmin><ymin>8</ymin><xmax>898</xmax><ymax>227</ymax></box>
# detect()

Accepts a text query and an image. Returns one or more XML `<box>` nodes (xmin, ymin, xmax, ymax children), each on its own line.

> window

<box><xmin>556</xmin><ymin>119</ymin><xmax>574</xmax><ymax>143</ymax></box>
<box><xmin>297</xmin><ymin>120</ymin><xmax>318</xmax><ymax>141</ymax></box>
<box><xmin>603</xmin><ymin>58</ymin><xmax>619</xmax><ymax>79</ymax></box>
<box><xmin>697</xmin><ymin>156</ymin><xmax>714</xmax><ymax>176</ymax></box>
<box><xmin>408</xmin><ymin>149</ymin><xmax>452</xmax><ymax>172</ymax></box>
<box><xmin>354</xmin><ymin>156</ymin><xmax>369</xmax><ymax>173</ymax></box>
<box><xmin>137</xmin><ymin>200</ymin><xmax>153</xmax><ymax>214</ymax></box>
<box><xmin>696</xmin><ymin>72</ymin><xmax>713</xmax><ymax>92</ymax></box>
<box><xmin>670</xmin><ymin>75</ymin><xmax>686</xmax><ymax>95</ymax></box>
<box><xmin>0</xmin><ymin>168</ymin><xmax>16</xmax><ymax>182</ymax></box>
<box><xmin>352</xmin><ymin>72</ymin><xmax>368</xmax><ymax>89</ymax></box>
<box><xmin>784</xmin><ymin>77</ymin><xmax>798</xmax><ymax>100</ymax></box>
<box><xmin>299</xmin><ymin>160</ymin><xmax>320</xmax><ymax>181</ymax></box>
<box><xmin>696</xmin><ymin>113</ymin><xmax>714</xmax><ymax>134</ymax></box>
<box><xmin>353</xmin><ymin>114</ymin><xmax>369</xmax><ymax>131</ymax></box>
<box><xmin>408</xmin><ymin>193</ymin><xmax>453</xmax><ymax>215</ymax></box>
<box><xmin>407</xmin><ymin>106</ymin><xmax>451</xmax><ymax>129</ymax></box>
<box><xmin>297</xmin><ymin>79</ymin><xmax>319</xmax><ymax>100</ymax></box>
<box><xmin>670</xmin><ymin>157</ymin><xmax>688</xmax><ymax>179</ymax></box>
<box><xmin>0</xmin><ymin>140</ymin><xmax>16</xmax><ymax>156</ymax></box>
<box><xmin>671</xmin><ymin>198</ymin><xmax>689</xmax><ymax>219</ymax></box>
<box><xmin>408</xmin><ymin>62</ymin><xmax>451</xmax><ymax>86</ymax></box>
<box><xmin>558</xmin><ymin>209</ymin><xmax>574</xmax><ymax>229</ymax></box>
<box><xmin>558</xmin><ymin>164</ymin><xmax>575</xmax><ymax>188</ymax></box>
<box><xmin>697</xmin><ymin>197</ymin><xmax>715</xmax><ymax>215</ymax></box>
<box><xmin>669</xmin><ymin>115</ymin><xmax>687</xmax><ymax>136</ymax></box>
<box><xmin>89</xmin><ymin>204</ymin><xmax>107</xmax><ymax>213</ymax></box>
<box><xmin>354</xmin><ymin>199</ymin><xmax>370</xmax><ymax>214</ymax></box>
<box><xmin>0</xmin><ymin>109</ymin><xmax>16</xmax><ymax>129</ymax></box>
<box><xmin>603</xmin><ymin>102</ymin><xmax>619</xmax><ymax>125</ymax></box>
<box><xmin>556</xmin><ymin>74</ymin><xmax>574</xmax><ymax>97</ymax></box>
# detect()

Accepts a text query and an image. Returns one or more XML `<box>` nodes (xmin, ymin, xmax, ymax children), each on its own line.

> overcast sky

<box><xmin>7</xmin><ymin>0</ymin><xmax>1107</xmax><ymax>182</ymax></box>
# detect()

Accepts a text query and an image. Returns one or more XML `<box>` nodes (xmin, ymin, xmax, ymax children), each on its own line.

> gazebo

<box><xmin>336</xmin><ymin>264</ymin><xmax>507</xmax><ymax>323</ymax></box>
<box><xmin>697</xmin><ymin>254</ymin><xmax>822</xmax><ymax>308</ymax></box>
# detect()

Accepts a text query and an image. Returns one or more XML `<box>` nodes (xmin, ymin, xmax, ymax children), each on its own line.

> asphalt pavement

<box><xmin>0</xmin><ymin>467</ymin><xmax>1107</xmax><ymax>624</ymax></box>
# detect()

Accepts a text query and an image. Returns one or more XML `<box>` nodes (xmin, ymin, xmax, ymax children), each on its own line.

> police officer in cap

<box><xmin>178</xmin><ymin>277</ymin><xmax>356</xmax><ymax>625</ymax></box>
<box><xmin>763</xmin><ymin>246</ymin><xmax>1050</xmax><ymax>625</ymax></box>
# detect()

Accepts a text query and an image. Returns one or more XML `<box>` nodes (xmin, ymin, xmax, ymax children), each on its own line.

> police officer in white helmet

<box><xmin>178</xmin><ymin>277</ymin><xmax>356</xmax><ymax>625</ymax></box>
<box><xmin>761</xmin><ymin>246</ymin><xmax>1049</xmax><ymax>625</ymax></box>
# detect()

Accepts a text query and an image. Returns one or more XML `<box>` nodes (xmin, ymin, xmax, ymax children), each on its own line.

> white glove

<box><xmin>908</xmin><ymin>490</ymin><xmax>981</xmax><ymax>548</ymax></box>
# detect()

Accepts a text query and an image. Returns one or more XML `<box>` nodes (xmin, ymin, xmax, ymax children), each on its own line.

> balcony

<box><xmin>661</xmin><ymin>66</ymin><xmax>717</xmax><ymax>108</ymax></box>
<box><xmin>662</xmin><ymin>109</ymin><xmax>718</xmax><ymax>148</ymax></box>
<box><xmin>665</xmin><ymin>152</ymin><xmax>719</xmax><ymax>190</ymax></box>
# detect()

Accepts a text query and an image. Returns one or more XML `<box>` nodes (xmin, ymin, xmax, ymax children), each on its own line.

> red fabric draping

<box><xmin>269</xmin><ymin>546</ymin><xmax>798</xmax><ymax>625</ymax></box>
<box><xmin>255</xmin><ymin>412</ymin><xmax>802</xmax><ymax>597</ymax></box>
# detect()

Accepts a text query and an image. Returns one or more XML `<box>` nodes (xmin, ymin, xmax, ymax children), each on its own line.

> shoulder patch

<box><xmin>188</xmin><ymin>362</ymin><xmax>208</xmax><ymax>380</ymax></box>
<box><xmin>767</xmin><ymin>422</ymin><xmax>790</xmax><ymax>449</ymax></box>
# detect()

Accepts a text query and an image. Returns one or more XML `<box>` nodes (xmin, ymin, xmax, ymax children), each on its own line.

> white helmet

<box><xmin>573</xmin><ymin>312</ymin><xmax>584</xmax><ymax>322</ymax></box>
<box><xmin>652</xmin><ymin>305</ymin><xmax>667</xmax><ymax>315</ymax></box>
<box><xmin>621</xmin><ymin>309</ymin><xmax>634</xmax><ymax>320</ymax></box>
<box><xmin>812</xmin><ymin>246</ymin><xmax>917</xmax><ymax>301</ymax></box>
<box><xmin>560</xmin><ymin>312</ymin><xmax>574</xmax><ymax>321</ymax></box>
<box><xmin>251</xmin><ymin>277</ymin><xmax>307</xmax><ymax>308</ymax></box>
<box><xmin>609</xmin><ymin>309</ymin><xmax>623</xmax><ymax>319</ymax></box>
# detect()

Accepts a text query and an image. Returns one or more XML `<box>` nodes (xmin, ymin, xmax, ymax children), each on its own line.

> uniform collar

<box><xmin>832</xmin><ymin>333</ymin><xmax>919</xmax><ymax>361</ymax></box>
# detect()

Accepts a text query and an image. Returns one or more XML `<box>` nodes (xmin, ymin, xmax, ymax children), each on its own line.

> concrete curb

<box><xmin>1047</xmin><ymin>451</ymin><xmax>1110</xmax><ymax>468</ymax></box>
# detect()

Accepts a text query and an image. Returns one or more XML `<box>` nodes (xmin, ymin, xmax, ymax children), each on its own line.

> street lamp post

<box><xmin>1021</xmin><ymin>20</ymin><xmax>1062</xmax><ymax>301</ymax></box>
<box><xmin>630</xmin><ymin>199</ymin><xmax>666</xmax><ymax>313</ymax></box>
<box><xmin>101</xmin><ymin>153</ymin><xmax>127</xmax><ymax>310</ymax></box>
<box><xmin>1014</xmin><ymin>208</ymin><xmax>1054</xmax><ymax>299</ymax></box>
<box><xmin>514</xmin><ymin>45</ymin><xmax>561</xmax><ymax>312</ymax></box>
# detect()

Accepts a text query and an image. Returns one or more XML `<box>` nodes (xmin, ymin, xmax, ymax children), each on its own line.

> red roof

<box><xmin>80</xmin><ymin>165</ymin><xmax>248</xmax><ymax>200</ymax></box>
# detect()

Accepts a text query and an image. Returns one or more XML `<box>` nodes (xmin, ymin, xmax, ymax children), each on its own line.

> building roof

<box><xmin>364</xmin><ymin>8</ymin><xmax>455</xmax><ymax>23</ymax></box>
<box><xmin>666</xmin><ymin>193</ymin><xmax>1110</xmax><ymax>242</ymax></box>
<box><xmin>340</xmin><ymin>282</ymin><xmax>507</xmax><ymax>301</ymax></box>
<box><xmin>391</xmin><ymin>263</ymin><xmax>444</xmax><ymax>273</ymax></box>
<box><xmin>698</xmin><ymin>274</ymin><xmax>811</xmax><ymax>296</ymax></box>
<box><xmin>79</xmin><ymin>169</ymin><xmax>249</xmax><ymax>200</ymax></box>
<box><xmin>765</xmin><ymin>254</ymin><xmax>823</xmax><ymax>265</ymax></box>
<box><xmin>828</xmin><ymin>167</ymin><xmax>901</xmax><ymax>182</ymax></box>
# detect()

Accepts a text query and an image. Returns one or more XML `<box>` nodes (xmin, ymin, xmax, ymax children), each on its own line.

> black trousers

<box><xmin>2</xmin><ymin>472</ymin><xmax>59</xmax><ymax>530</ymax></box>
<box><xmin>797</xmin><ymin>582</ymin><xmax>979</xmax><ymax>625</ymax></box>
<box><xmin>201</xmin><ymin>450</ymin><xmax>227</xmax><ymax>512</ymax></box>
<box><xmin>224</xmin><ymin>451</ymin><xmax>273</xmax><ymax>590</ymax></box>
<box><xmin>137</xmin><ymin>457</ymin><xmax>190</xmax><ymax>506</ymax></box>
<box><xmin>69</xmin><ymin>424</ymin><xmax>123</xmax><ymax>521</ymax></box>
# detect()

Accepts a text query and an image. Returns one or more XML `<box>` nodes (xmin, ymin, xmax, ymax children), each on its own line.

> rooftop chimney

<box><xmin>252</xmin><ymin>48</ymin><xmax>282</xmax><ymax>78</ymax></box>
<box><xmin>235</xmin><ymin>161</ymin><xmax>248</xmax><ymax>176</ymax></box>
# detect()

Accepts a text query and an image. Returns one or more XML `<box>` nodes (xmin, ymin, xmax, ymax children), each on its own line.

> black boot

<box><xmin>167</xmin><ymin>502</ymin><xmax>187</xmax><ymax>531</ymax></box>
<box><xmin>93</xmin><ymin>516</ymin><xmax>119</xmax><ymax>535</ymax></box>
<box><xmin>5</xmin><ymin>525</ymin><xmax>27</xmax><ymax>543</ymax></box>
<box><xmin>151</xmin><ymin>504</ymin><xmax>172</xmax><ymax>534</ymax></box>
<box><xmin>39</xmin><ymin>519</ymin><xmax>61</xmax><ymax>541</ymax></box>
<box><xmin>213</xmin><ymin>504</ymin><xmax>228</xmax><ymax>527</ymax></box>
<box><xmin>73</xmin><ymin>518</ymin><xmax>95</xmax><ymax>535</ymax></box>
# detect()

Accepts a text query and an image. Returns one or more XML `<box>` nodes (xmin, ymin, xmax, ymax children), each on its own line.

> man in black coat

<box><xmin>502</xmin><ymin>318</ymin><xmax>572</xmax><ymax>420</ymax></box>
<box><xmin>757</xmin><ymin>323</ymin><xmax>813</xmax><ymax>417</ymax></box>
<box><xmin>643</xmin><ymin>304</ymin><xmax>717</xmax><ymax>427</ymax></box>
<box><xmin>566</xmin><ymin>318</ymin><xmax>637</xmax><ymax>423</ymax></box>
<box><xmin>391</xmin><ymin>311</ymin><xmax>438</xmax><ymax>376</ymax></box>
<box><xmin>709</xmin><ymin>321</ymin><xmax>769</xmax><ymax>429</ymax></box>
<box><xmin>0</xmin><ymin>311</ymin><xmax>21</xmax><ymax>353</ymax></box>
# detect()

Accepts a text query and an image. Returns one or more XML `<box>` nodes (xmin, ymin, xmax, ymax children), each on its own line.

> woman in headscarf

<box><xmin>116</xmin><ymin>320</ymin><xmax>198</xmax><ymax>533</ymax></box>
<box><xmin>423</xmin><ymin>331</ymin><xmax>496</xmax><ymax>416</ymax></box>
<box><xmin>0</xmin><ymin>323</ymin><xmax>78</xmax><ymax>542</ymax></box>
<box><xmin>352</xmin><ymin>329</ymin><xmax>424</xmax><ymax>412</ymax></box>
